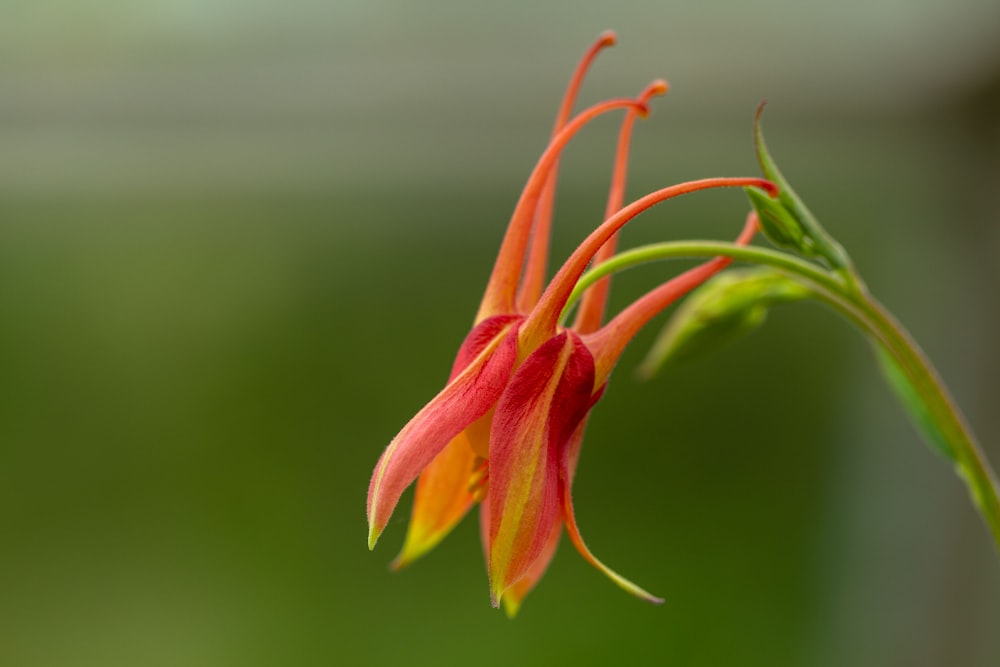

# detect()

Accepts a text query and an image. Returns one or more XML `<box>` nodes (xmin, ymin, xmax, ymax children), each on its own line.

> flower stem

<box><xmin>852</xmin><ymin>294</ymin><xmax>1000</xmax><ymax>545</ymax></box>
<box><xmin>567</xmin><ymin>240</ymin><xmax>1000</xmax><ymax>552</ymax></box>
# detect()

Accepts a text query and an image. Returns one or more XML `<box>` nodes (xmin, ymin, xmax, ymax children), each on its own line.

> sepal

<box><xmin>487</xmin><ymin>332</ymin><xmax>595</xmax><ymax>607</ymax></box>
<box><xmin>367</xmin><ymin>316</ymin><xmax>519</xmax><ymax>549</ymax></box>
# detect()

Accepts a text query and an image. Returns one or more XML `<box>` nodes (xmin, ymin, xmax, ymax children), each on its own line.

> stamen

<box><xmin>573</xmin><ymin>79</ymin><xmax>669</xmax><ymax>334</ymax></box>
<box><xmin>468</xmin><ymin>456</ymin><xmax>490</xmax><ymax>503</ymax></box>
<box><xmin>517</xmin><ymin>31</ymin><xmax>618</xmax><ymax>312</ymax></box>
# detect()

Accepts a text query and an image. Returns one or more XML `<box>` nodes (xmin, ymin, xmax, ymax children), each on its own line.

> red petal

<box><xmin>487</xmin><ymin>332</ymin><xmax>595</xmax><ymax>607</ymax></box>
<box><xmin>499</xmin><ymin>521</ymin><xmax>562</xmax><ymax>618</ymax></box>
<box><xmin>478</xmin><ymin>496</ymin><xmax>563</xmax><ymax>618</ymax></box>
<box><xmin>367</xmin><ymin>316</ymin><xmax>519</xmax><ymax>549</ymax></box>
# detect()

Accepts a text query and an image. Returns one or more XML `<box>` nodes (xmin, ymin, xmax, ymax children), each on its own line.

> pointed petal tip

<box><xmin>562</xmin><ymin>486</ymin><xmax>667</xmax><ymax>607</ymax></box>
<box><xmin>388</xmin><ymin>548</ymin><xmax>419</xmax><ymax>572</ymax></box>
<box><xmin>367</xmin><ymin>523</ymin><xmax>381</xmax><ymax>551</ymax></box>
<box><xmin>502</xmin><ymin>597</ymin><xmax>522</xmax><ymax>619</ymax></box>
<box><xmin>490</xmin><ymin>585</ymin><xmax>503</xmax><ymax>610</ymax></box>
<box><xmin>632</xmin><ymin>363</ymin><xmax>655</xmax><ymax>383</ymax></box>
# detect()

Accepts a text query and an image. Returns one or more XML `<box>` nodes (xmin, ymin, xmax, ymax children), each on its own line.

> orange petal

<box><xmin>517</xmin><ymin>31</ymin><xmax>617</xmax><ymax>312</ymax></box>
<box><xmin>475</xmin><ymin>98</ymin><xmax>649</xmax><ymax>322</ymax></box>
<box><xmin>573</xmin><ymin>80</ymin><xmax>669</xmax><ymax>333</ymax></box>
<box><xmin>390</xmin><ymin>430</ymin><xmax>479</xmax><ymax>570</ymax></box>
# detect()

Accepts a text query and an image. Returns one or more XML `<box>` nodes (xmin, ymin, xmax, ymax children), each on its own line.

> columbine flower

<box><xmin>366</xmin><ymin>31</ymin><xmax>777</xmax><ymax>616</ymax></box>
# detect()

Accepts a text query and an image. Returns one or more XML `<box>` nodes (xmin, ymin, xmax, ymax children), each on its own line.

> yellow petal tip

<box><xmin>388</xmin><ymin>553</ymin><xmax>411</xmax><ymax>572</ymax></box>
<box><xmin>367</xmin><ymin>524</ymin><xmax>381</xmax><ymax>551</ymax></box>
<box><xmin>501</xmin><ymin>597</ymin><xmax>522</xmax><ymax>619</ymax></box>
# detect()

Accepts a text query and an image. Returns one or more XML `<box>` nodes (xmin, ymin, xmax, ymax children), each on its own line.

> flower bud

<box><xmin>745</xmin><ymin>186</ymin><xmax>814</xmax><ymax>255</ymax></box>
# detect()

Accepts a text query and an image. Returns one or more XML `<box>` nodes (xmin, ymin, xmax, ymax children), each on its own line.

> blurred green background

<box><xmin>1</xmin><ymin>1</ymin><xmax>999</xmax><ymax>666</ymax></box>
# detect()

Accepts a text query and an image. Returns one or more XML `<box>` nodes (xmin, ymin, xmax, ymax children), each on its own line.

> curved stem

<box><xmin>562</xmin><ymin>241</ymin><xmax>845</xmax><ymax>321</ymax></box>
<box><xmin>565</xmin><ymin>240</ymin><xmax>1000</xmax><ymax>552</ymax></box>
<box><xmin>851</xmin><ymin>294</ymin><xmax>1000</xmax><ymax>547</ymax></box>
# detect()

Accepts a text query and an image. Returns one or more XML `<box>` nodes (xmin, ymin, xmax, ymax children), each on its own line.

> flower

<box><xmin>366</xmin><ymin>31</ymin><xmax>777</xmax><ymax>616</ymax></box>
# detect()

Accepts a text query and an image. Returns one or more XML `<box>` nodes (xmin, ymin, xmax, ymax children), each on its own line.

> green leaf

<box><xmin>636</xmin><ymin>267</ymin><xmax>811</xmax><ymax>379</ymax></box>
<box><xmin>873</xmin><ymin>345</ymin><xmax>956</xmax><ymax>461</ymax></box>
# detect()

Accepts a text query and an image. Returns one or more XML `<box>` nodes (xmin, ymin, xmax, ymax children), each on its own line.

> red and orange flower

<box><xmin>367</xmin><ymin>32</ymin><xmax>777</xmax><ymax>616</ymax></box>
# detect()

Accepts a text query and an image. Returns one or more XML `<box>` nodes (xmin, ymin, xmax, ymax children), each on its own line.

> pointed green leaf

<box><xmin>752</xmin><ymin>103</ymin><xmax>852</xmax><ymax>272</ymax></box>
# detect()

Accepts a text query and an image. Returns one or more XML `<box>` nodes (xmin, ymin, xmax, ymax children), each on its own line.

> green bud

<box><xmin>745</xmin><ymin>186</ymin><xmax>814</xmax><ymax>255</ymax></box>
<box><xmin>636</xmin><ymin>268</ymin><xmax>811</xmax><ymax>380</ymax></box>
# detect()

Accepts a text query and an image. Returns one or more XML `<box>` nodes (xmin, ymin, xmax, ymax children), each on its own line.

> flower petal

<box><xmin>500</xmin><ymin>521</ymin><xmax>562</xmax><ymax>618</ymax></box>
<box><xmin>487</xmin><ymin>332</ymin><xmax>595</xmax><ymax>607</ymax></box>
<box><xmin>478</xmin><ymin>498</ymin><xmax>563</xmax><ymax>618</ymax></box>
<box><xmin>390</xmin><ymin>430</ymin><xmax>480</xmax><ymax>570</ymax></box>
<box><xmin>560</xmin><ymin>417</ymin><xmax>664</xmax><ymax>605</ymax></box>
<box><xmin>367</xmin><ymin>316</ymin><xmax>519</xmax><ymax>549</ymax></box>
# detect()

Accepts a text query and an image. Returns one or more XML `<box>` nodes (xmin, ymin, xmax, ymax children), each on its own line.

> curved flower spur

<box><xmin>366</xmin><ymin>31</ymin><xmax>778</xmax><ymax>616</ymax></box>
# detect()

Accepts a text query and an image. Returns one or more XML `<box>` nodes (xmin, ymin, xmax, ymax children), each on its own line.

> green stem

<box><xmin>852</xmin><ymin>294</ymin><xmax>1000</xmax><ymax>545</ymax></box>
<box><xmin>567</xmin><ymin>240</ymin><xmax>1000</xmax><ymax>552</ymax></box>
<box><xmin>561</xmin><ymin>241</ymin><xmax>844</xmax><ymax>322</ymax></box>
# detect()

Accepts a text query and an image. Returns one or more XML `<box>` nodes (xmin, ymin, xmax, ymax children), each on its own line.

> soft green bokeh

<box><xmin>1</xmin><ymin>3</ymin><xmax>999</xmax><ymax>666</ymax></box>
